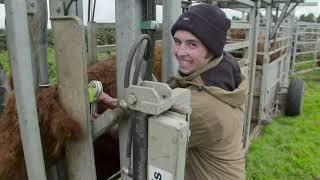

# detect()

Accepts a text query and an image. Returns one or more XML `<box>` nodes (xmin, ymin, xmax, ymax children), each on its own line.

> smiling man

<box><xmin>98</xmin><ymin>3</ymin><xmax>248</xmax><ymax>180</ymax></box>
<box><xmin>168</xmin><ymin>4</ymin><xmax>248</xmax><ymax>180</ymax></box>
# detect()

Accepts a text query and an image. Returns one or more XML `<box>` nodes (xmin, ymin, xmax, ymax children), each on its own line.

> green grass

<box><xmin>0</xmin><ymin>48</ymin><xmax>58</xmax><ymax>84</ymax></box>
<box><xmin>0</xmin><ymin>50</ymin><xmax>10</xmax><ymax>72</ymax></box>
<box><xmin>246</xmin><ymin>70</ymin><xmax>320</xmax><ymax>180</ymax></box>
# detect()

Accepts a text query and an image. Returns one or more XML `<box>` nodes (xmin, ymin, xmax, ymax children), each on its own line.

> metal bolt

<box><xmin>122</xmin><ymin>168</ymin><xmax>129</xmax><ymax>175</ymax></box>
<box><xmin>119</xmin><ymin>99</ymin><xmax>128</xmax><ymax>109</ymax></box>
<box><xmin>56</xmin><ymin>7</ymin><xmax>61</xmax><ymax>13</ymax></box>
<box><xmin>126</xmin><ymin>95</ymin><xmax>137</xmax><ymax>105</ymax></box>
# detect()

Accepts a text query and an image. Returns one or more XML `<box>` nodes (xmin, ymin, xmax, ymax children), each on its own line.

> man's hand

<box><xmin>96</xmin><ymin>92</ymin><xmax>118</xmax><ymax>108</ymax></box>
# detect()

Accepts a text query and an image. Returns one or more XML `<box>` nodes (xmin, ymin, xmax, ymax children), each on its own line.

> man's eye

<box><xmin>174</xmin><ymin>39</ymin><xmax>181</xmax><ymax>46</ymax></box>
<box><xmin>188</xmin><ymin>43</ymin><xmax>197</xmax><ymax>48</ymax></box>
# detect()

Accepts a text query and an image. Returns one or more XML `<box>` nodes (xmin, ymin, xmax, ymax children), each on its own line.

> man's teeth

<box><xmin>181</xmin><ymin>60</ymin><xmax>191</xmax><ymax>65</ymax></box>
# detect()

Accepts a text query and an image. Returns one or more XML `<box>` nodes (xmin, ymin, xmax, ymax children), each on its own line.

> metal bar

<box><xmin>294</xmin><ymin>60</ymin><xmax>315</xmax><ymax>65</ymax></box>
<box><xmin>263</xmin><ymin>0</ymin><xmax>271</xmax><ymax>4</ymax></box>
<box><xmin>270</xmin><ymin>1</ymin><xmax>290</xmax><ymax>39</ymax></box>
<box><xmin>36</xmin><ymin>0</ymin><xmax>49</xmax><ymax>86</ymax></box>
<box><xmin>96</xmin><ymin>22</ymin><xmax>116</xmax><ymax>29</ymax></box>
<box><xmin>132</xmin><ymin>111</ymin><xmax>148</xmax><ymax>180</ymax></box>
<box><xmin>290</xmin><ymin>23</ymin><xmax>298</xmax><ymax>74</ymax></box>
<box><xmin>256</xmin><ymin>44</ymin><xmax>290</xmax><ymax>55</ymax></box>
<box><xmin>243</xmin><ymin>0</ymin><xmax>260</xmax><ymax>149</ymax></box>
<box><xmin>258</xmin><ymin>3</ymin><xmax>272</xmax><ymax>123</ymax></box>
<box><xmin>4</xmin><ymin>0</ymin><xmax>47</xmax><ymax>179</ymax></box>
<box><xmin>92</xmin><ymin>109</ymin><xmax>123</xmax><ymax>140</ymax></box>
<box><xmin>224</xmin><ymin>41</ymin><xmax>250</xmax><ymax>51</ymax></box>
<box><xmin>161</xmin><ymin>0</ymin><xmax>180</xmax><ymax>81</ymax></box>
<box><xmin>231</xmin><ymin>22</ymin><xmax>250</xmax><ymax>29</ymax></box>
<box><xmin>272</xmin><ymin>0</ymin><xmax>303</xmax><ymax>3</ymax></box>
<box><xmin>50</xmin><ymin>16</ymin><xmax>97</xmax><ymax>180</ymax></box>
<box><xmin>296</xmin><ymin>51</ymin><xmax>318</xmax><ymax>55</ymax></box>
<box><xmin>97</xmin><ymin>40</ymin><xmax>162</xmax><ymax>54</ymax></box>
<box><xmin>297</xmin><ymin>41</ymin><xmax>318</xmax><ymax>45</ymax></box>
<box><xmin>141</xmin><ymin>0</ymin><xmax>156</xmax><ymax>82</ymax></box>
<box><xmin>235</xmin><ymin>0</ymin><xmax>255</xmax><ymax>7</ymax></box>
<box><xmin>297</xmin><ymin>32</ymin><xmax>320</xmax><ymax>35</ymax></box>
<box><xmin>87</xmin><ymin>22</ymin><xmax>97</xmax><ymax>65</ymax></box>
<box><xmin>217</xmin><ymin>0</ymin><xmax>255</xmax><ymax>7</ymax></box>
<box><xmin>115</xmin><ymin>1</ymin><xmax>142</xmax><ymax>179</ymax></box>
<box><xmin>281</xmin><ymin>13</ymin><xmax>294</xmax><ymax>85</ymax></box>
<box><xmin>97</xmin><ymin>44</ymin><xmax>117</xmax><ymax>53</ymax></box>
<box><xmin>294</xmin><ymin>68</ymin><xmax>314</xmax><ymax>74</ymax></box>
<box><xmin>298</xmin><ymin>2</ymin><xmax>318</xmax><ymax>6</ymax></box>
<box><xmin>258</xmin><ymin>36</ymin><xmax>290</xmax><ymax>43</ymax></box>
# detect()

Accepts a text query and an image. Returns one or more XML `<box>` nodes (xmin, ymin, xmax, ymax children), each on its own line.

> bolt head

<box><xmin>126</xmin><ymin>95</ymin><xmax>137</xmax><ymax>105</ymax></box>
<box><xmin>56</xmin><ymin>7</ymin><xmax>61</xmax><ymax>13</ymax></box>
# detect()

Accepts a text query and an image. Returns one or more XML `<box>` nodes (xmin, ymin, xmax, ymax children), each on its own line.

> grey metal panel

<box><xmin>4</xmin><ymin>0</ymin><xmax>47</xmax><ymax>179</ymax></box>
<box><xmin>161</xmin><ymin>0</ymin><xmax>181</xmax><ymax>81</ymax></box>
<box><xmin>50</xmin><ymin>16</ymin><xmax>97</xmax><ymax>180</ymax></box>
<box><xmin>115</xmin><ymin>1</ymin><xmax>142</xmax><ymax>179</ymax></box>
<box><xmin>148</xmin><ymin>111</ymin><xmax>189</xmax><ymax>180</ymax></box>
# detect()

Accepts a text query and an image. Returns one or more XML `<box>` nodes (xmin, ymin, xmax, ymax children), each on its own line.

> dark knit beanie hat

<box><xmin>171</xmin><ymin>4</ymin><xmax>231</xmax><ymax>58</ymax></box>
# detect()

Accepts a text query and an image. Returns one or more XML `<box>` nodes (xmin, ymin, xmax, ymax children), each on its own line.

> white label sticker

<box><xmin>148</xmin><ymin>165</ymin><xmax>173</xmax><ymax>180</ymax></box>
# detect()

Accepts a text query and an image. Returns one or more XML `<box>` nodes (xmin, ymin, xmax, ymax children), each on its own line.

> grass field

<box><xmin>246</xmin><ymin>70</ymin><xmax>320</xmax><ymax>180</ymax></box>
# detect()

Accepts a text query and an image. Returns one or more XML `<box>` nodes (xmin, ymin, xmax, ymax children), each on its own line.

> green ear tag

<box><xmin>88</xmin><ymin>86</ymin><xmax>96</xmax><ymax>103</ymax></box>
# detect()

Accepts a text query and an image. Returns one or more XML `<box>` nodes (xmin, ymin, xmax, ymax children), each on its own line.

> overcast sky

<box><xmin>0</xmin><ymin>0</ymin><xmax>320</xmax><ymax>28</ymax></box>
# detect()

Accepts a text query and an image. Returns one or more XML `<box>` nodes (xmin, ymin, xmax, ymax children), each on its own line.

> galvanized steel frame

<box><xmin>4</xmin><ymin>0</ymin><xmax>47</xmax><ymax>179</ymax></box>
<box><xmin>291</xmin><ymin>22</ymin><xmax>320</xmax><ymax>74</ymax></box>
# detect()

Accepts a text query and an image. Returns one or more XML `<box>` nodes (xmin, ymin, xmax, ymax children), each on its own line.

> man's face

<box><xmin>173</xmin><ymin>30</ymin><xmax>211</xmax><ymax>75</ymax></box>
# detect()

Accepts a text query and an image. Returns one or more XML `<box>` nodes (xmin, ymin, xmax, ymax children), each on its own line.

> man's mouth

<box><xmin>179</xmin><ymin>59</ymin><xmax>192</xmax><ymax>67</ymax></box>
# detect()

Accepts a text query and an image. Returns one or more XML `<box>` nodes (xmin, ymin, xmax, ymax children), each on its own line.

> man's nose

<box><xmin>175</xmin><ymin>44</ymin><xmax>188</xmax><ymax>56</ymax></box>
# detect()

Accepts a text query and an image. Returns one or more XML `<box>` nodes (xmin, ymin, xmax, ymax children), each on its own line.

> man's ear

<box><xmin>205</xmin><ymin>52</ymin><xmax>214</xmax><ymax>61</ymax></box>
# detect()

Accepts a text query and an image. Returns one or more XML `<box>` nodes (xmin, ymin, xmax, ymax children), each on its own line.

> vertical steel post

<box><xmin>161</xmin><ymin>0</ymin><xmax>180</xmax><ymax>82</ymax></box>
<box><xmin>258</xmin><ymin>3</ymin><xmax>272</xmax><ymax>123</ymax></box>
<box><xmin>4</xmin><ymin>0</ymin><xmax>47</xmax><ymax>179</ymax></box>
<box><xmin>282</xmin><ymin>13</ymin><xmax>294</xmax><ymax>85</ymax></box>
<box><xmin>132</xmin><ymin>111</ymin><xmax>148</xmax><ymax>180</ymax></box>
<box><xmin>291</xmin><ymin>21</ymin><xmax>298</xmax><ymax>74</ymax></box>
<box><xmin>34</xmin><ymin>0</ymin><xmax>49</xmax><ymax>86</ymax></box>
<box><xmin>50</xmin><ymin>16</ymin><xmax>97</xmax><ymax>180</ymax></box>
<box><xmin>87</xmin><ymin>22</ymin><xmax>97</xmax><ymax>65</ymax></box>
<box><xmin>243</xmin><ymin>0</ymin><xmax>260</xmax><ymax>149</ymax></box>
<box><xmin>115</xmin><ymin>1</ymin><xmax>142</xmax><ymax>179</ymax></box>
